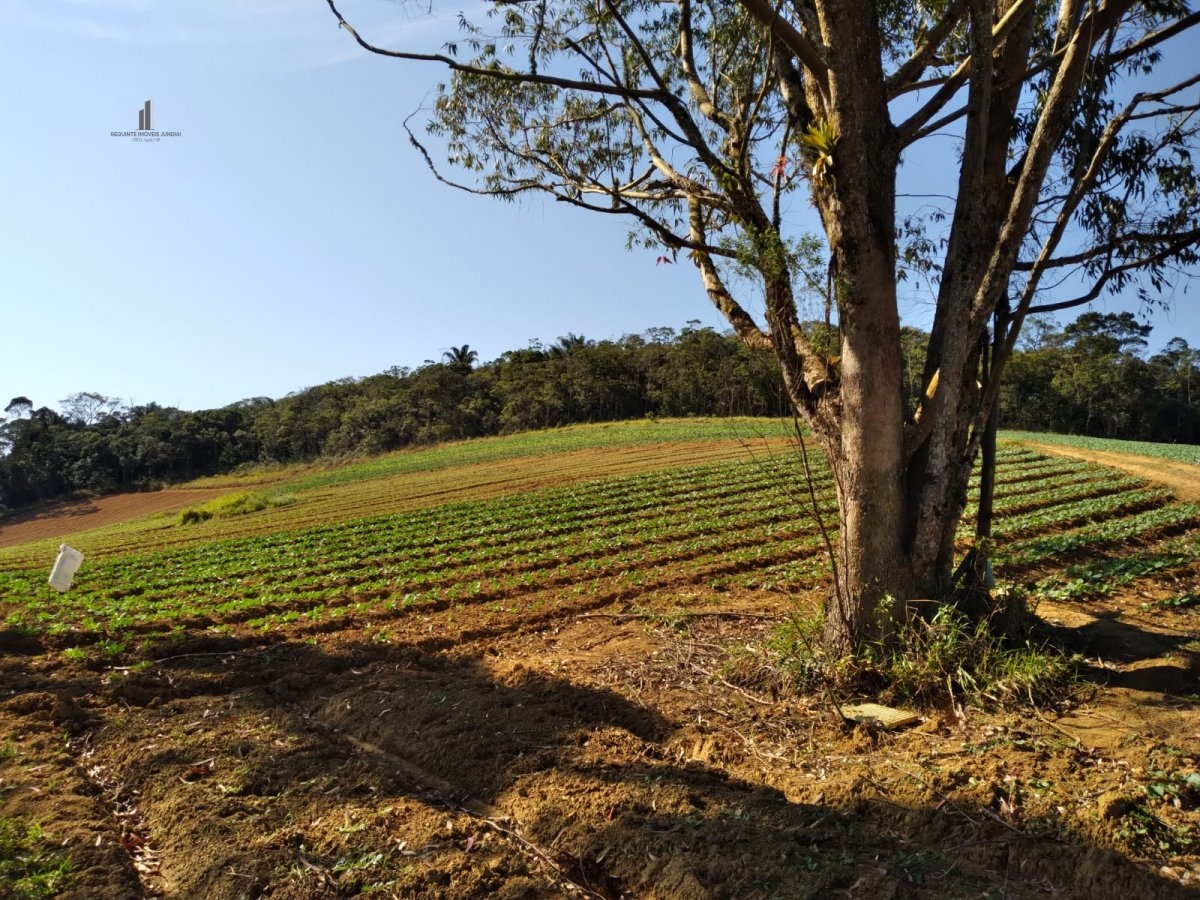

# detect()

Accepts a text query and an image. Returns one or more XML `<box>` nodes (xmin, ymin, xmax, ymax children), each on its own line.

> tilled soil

<box><xmin>3</xmin><ymin>577</ymin><xmax>1198</xmax><ymax>899</ymax></box>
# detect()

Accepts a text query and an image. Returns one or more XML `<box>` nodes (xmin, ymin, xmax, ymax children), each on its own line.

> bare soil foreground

<box><xmin>1</xmin><ymin>438</ymin><xmax>1198</xmax><ymax>899</ymax></box>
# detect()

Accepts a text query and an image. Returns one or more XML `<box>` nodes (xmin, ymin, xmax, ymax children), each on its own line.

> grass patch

<box><xmin>0</xmin><ymin>818</ymin><xmax>74</xmax><ymax>899</ymax></box>
<box><xmin>178</xmin><ymin>491</ymin><xmax>294</xmax><ymax>525</ymax></box>
<box><xmin>868</xmin><ymin>602</ymin><xmax>1074</xmax><ymax>707</ymax></box>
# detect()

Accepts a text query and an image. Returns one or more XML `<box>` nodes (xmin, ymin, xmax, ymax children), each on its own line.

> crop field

<box><xmin>3</xmin><ymin>444</ymin><xmax>1196</xmax><ymax>655</ymax></box>
<box><xmin>0</xmin><ymin>419</ymin><xmax>794</xmax><ymax>560</ymax></box>
<box><xmin>1</xmin><ymin>421</ymin><xmax>1198</xmax><ymax>899</ymax></box>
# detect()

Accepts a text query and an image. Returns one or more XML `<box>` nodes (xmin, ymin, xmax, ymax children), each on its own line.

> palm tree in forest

<box><xmin>442</xmin><ymin>345</ymin><xmax>478</xmax><ymax>370</ymax></box>
<box><xmin>549</xmin><ymin>333</ymin><xmax>590</xmax><ymax>359</ymax></box>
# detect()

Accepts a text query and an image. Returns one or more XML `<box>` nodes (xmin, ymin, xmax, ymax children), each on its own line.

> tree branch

<box><xmin>1026</xmin><ymin>236</ymin><xmax>1200</xmax><ymax>314</ymax></box>
<box><xmin>738</xmin><ymin>0</ymin><xmax>830</xmax><ymax>94</ymax></box>
<box><xmin>895</xmin><ymin>0</ymin><xmax>1038</xmax><ymax>145</ymax></box>
<box><xmin>1017</xmin><ymin>227</ymin><xmax>1200</xmax><ymax>273</ymax></box>
<box><xmin>1010</xmin><ymin>72</ymin><xmax>1200</xmax><ymax>295</ymax></box>
<box><xmin>886</xmin><ymin>0</ymin><xmax>969</xmax><ymax>96</ymax></box>
<box><xmin>686</xmin><ymin>199</ymin><xmax>772</xmax><ymax>352</ymax></box>
<box><xmin>325</xmin><ymin>0</ymin><xmax>667</xmax><ymax>102</ymax></box>
<box><xmin>1106</xmin><ymin>10</ymin><xmax>1200</xmax><ymax>68</ymax></box>
<box><xmin>968</xmin><ymin>0</ymin><xmax>1140</xmax><ymax>332</ymax></box>
<box><xmin>1016</xmin><ymin>9</ymin><xmax>1200</xmax><ymax>92</ymax></box>
<box><xmin>679</xmin><ymin>0</ymin><xmax>737</xmax><ymax>133</ymax></box>
<box><xmin>621</xmin><ymin>98</ymin><xmax>731</xmax><ymax>210</ymax></box>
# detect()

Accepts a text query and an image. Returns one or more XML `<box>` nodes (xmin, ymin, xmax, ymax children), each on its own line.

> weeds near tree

<box><xmin>0</xmin><ymin>818</ymin><xmax>74</xmax><ymax>899</ymax></box>
<box><xmin>769</xmin><ymin>595</ymin><xmax>1076</xmax><ymax>710</ymax></box>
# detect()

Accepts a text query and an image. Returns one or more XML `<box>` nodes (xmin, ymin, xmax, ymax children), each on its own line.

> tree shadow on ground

<box><xmin>1042</xmin><ymin>609</ymin><xmax>1200</xmax><ymax>701</ymax></box>
<box><xmin>2</xmin><ymin>631</ymin><xmax>1196</xmax><ymax>899</ymax></box>
<box><xmin>0</xmin><ymin>497</ymin><xmax>99</xmax><ymax>525</ymax></box>
<box><xmin>0</xmin><ymin>625</ymin><xmax>45</xmax><ymax>655</ymax></box>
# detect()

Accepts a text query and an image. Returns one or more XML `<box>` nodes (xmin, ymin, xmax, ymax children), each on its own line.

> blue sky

<box><xmin>2</xmin><ymin>1</ymin><xmax>1197</xmax><ymax>414</ymax></box>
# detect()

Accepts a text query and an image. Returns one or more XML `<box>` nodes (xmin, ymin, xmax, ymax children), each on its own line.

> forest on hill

<box><xmin>1</xmin><ymin>311</ymin><xmax>1196</xmax><ymax>513</ymax></box>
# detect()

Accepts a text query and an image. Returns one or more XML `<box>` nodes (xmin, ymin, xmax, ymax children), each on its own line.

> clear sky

<box><xmin>2</xmin><ymin>1</ymin><xmax>1197</xmax><ymax>414</ymax></box>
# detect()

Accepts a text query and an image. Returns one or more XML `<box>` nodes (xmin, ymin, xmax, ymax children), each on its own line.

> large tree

<box><xmin>326</xmin><ymin>0</ymin><xmax>1200</xmax><ymax>653</ymax></box>
<box><xmin>60</xmin><ymin>392</ymin><xmax>124</xmax><ymax>427</ymax></box>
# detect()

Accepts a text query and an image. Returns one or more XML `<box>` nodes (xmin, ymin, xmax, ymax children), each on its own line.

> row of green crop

<box><xmin>1</xmin><ymin>456</ymin><xmax>837</xmax><ymax>632</ymax></box>
<box><xmin>986</xmin><ymin>483</ymin><xmax>1167</xmax><ymax>531</ymax></box>
<box><xmin>0</xmin><ymin>427</ymin><xmax>803</xmax><ymax>569</ymax></box>
<box><xmin>997</xmin><ymin>502</ymin><xmax>1200</xmax><ymax>567</ymax></box>
<box><xmin>987</xmin><ymin>465</ymin><xmax>1130</xmax><ymax>502</ymax></box>
<box><xmin>0</xmin><ymin>450</ymin><xmax>1113</xmax><ymax>603</ymax></box>
<box><xmin>4</xmin><ymin>511</ymin><xmax>831</xmax><ymax>641</ymax></box>
<box><xmin>0</xmin><ymin>434</ymin><xmax>1076</xmax><ymax>573</ymax></box>
<box><xmin>6</xmin><ymin>446</ymin><xmax>1093</xmax><ymax>610</ymax></box>
<box><xmin>50</xmin><ymin>454</ymin><xmax>824</xmax><ymax>587</ymax></box>
<box><xmin>1</xmin><ymin>446</ymin><xmax>1190</xmax><ymax>651</ymax></box>
<box><xmin>0</xmin><ymin>458</ymin><xmax>1112</xmax><ymax>611</ymax></box>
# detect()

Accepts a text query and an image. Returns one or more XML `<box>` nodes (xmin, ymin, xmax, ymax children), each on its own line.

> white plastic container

<box><xmin>48</xmin><ymin>544</ymin><xmax>84</xmax><ymax>593</ymax></box>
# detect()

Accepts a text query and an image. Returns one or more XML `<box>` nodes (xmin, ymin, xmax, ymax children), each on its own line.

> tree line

<box><xmin>0</xmin><ymin>324</ymin><xmax>785</xmax><ymax>512</ymax></box>
<box><xmin>2</xmin><ymin>313</ymin><xmax>1197</xmax><ymax>515</ymax></box>
<box><xmin>1001</xmin><ymin>312</ymin><xmax>1200</xmax><ymax>441</ymax></box>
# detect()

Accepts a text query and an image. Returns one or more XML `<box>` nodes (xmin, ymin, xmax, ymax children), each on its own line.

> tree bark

<box><xmin>803</xmin><ymin>0</ymin><xmax>921</xmax><ymax>652</ymax></box>
<box><xmin>823</xmin><ymin>322</ymin><xmax>913</xmax><ymax>652</ymax></box>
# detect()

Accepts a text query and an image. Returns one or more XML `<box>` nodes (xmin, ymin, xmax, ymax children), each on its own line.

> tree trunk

<box><xmin>823</xmin><ymin>452</ymin><xmax>913</xmax><ymax>654</ymax></box>
<box><xmin>812</xmin><ymin>320</ymin><xmax>986</xmax><ymax>655</ymax></box>
<box><xmin>799</xmin><ymin>0</ymin><xmax>924</xmax><ymax>655</ymax></box>
<box><xmin>820</xmin><ymin>289</ymin><xmax>913</xmax><ymax>653</ymax></box>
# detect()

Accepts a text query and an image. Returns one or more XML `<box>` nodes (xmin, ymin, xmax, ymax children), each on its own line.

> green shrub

<box><xmin>178</xmin><ymin>491</ymin><xmax>291</xmax><ymax>526</ymax></box>
<box><xmin>178</xmin><ymin>507</ymin><xmax>212</xmax><ymax>525</ymax></box>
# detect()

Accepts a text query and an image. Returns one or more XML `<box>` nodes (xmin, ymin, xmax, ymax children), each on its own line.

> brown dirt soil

<box><xmin>0</xmin><ymin>491</ymin><xmax>226</xmax><ymax>549</ymax></box>
<box><xmin>1</xmin><ymin>440</ymin><xmax>1198</xmax><ymax>898</ymax></box>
